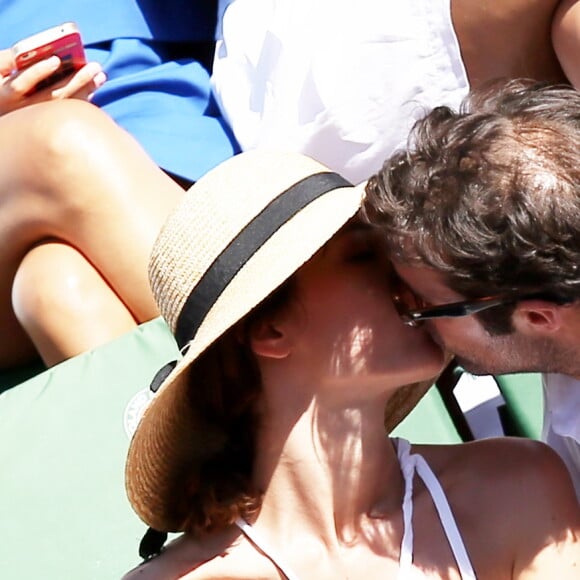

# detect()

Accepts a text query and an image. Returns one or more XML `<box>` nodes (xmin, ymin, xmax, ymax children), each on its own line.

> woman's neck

<box><xmin>251</xmin><ymin>389</ymin><xmax>404</xmax><ymax>547</ymax></box>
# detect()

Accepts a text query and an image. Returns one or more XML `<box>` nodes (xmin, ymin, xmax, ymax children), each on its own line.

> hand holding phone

<box><xmin>12</xmin><ymin>22</ymin><xmax>87</xmax><ymax>92</ymax></box>
<box><xmin>0</xmin><ymin>22</ymin><xmax>106</xmax><ymax>116</ymax></box>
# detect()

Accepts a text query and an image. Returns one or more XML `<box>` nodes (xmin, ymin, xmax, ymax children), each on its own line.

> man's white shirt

<box><xmin>543</xmin><ymin>373</ymin><xmax>580</xmax><ymax>501</ymax></box>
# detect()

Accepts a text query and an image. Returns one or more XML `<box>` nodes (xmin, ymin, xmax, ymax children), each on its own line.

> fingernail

<box><xmin>93</xmin><ymin>71</ymin><xmax>107</xmax><ymax>88</ymax></box>
<box><xmin>46</xmin><ymin>55</ymin><xmax>60</xmax><ymax>69</ymax></box>
<box><xmin>85</xmin><ymin>62</ymin><xmax>102</xmax><ymax>75</ymax></box>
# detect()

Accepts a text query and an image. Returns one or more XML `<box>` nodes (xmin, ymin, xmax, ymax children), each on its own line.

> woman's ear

<box><xmin>511</xmin><ymin>300</ymin><xmax>564</xmax><ymax>337</ymax></box>
<box><xmin>248</xmin><ymin>318</ymin><xmax>294</xmax><ymax>359</ymax></box>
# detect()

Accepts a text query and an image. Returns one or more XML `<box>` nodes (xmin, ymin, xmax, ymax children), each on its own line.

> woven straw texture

<box><xmin>127</xmin><ymin>150</ymin><xmax>365</xmax><ymax>530</ymax></box>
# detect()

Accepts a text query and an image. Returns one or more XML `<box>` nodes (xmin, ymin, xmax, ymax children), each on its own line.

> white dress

<box><xmin>212</xmin><ymin>0</ymin><xmax>470</xmax><ymax>183</ymax></box>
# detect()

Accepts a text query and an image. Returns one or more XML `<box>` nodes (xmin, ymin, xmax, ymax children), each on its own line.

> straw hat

<box><xmin>125</xmin><ymin>150</ymin><xmax>366</xmax><ymax>532</ymax></box>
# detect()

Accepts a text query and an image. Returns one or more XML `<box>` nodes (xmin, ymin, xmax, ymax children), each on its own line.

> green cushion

<box><xmin>392</xmin><ymin>386</ymin><xmax>462</xmax><ymax>444</ymax></box>
<box><xmin>0</xmin><ymin>317</ymin><xmax>180</xmax><ymax>580</ymax></box>
<box><xmin>494</xmin><ymin>373</ymin><xmax>544</xmax><ymax>440</ymax></box>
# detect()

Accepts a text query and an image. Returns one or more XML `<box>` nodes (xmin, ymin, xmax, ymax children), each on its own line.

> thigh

<box><xmin>0</xmin><ymin>101</ymin><xmax>183</xmax><ymax>322</ymax></box>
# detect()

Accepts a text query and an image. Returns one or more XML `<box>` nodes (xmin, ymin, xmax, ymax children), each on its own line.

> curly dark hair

<box><xmin>362</xmin><ymin>80</ymin><xmax>580</xmax><ymax>333</ymax></box>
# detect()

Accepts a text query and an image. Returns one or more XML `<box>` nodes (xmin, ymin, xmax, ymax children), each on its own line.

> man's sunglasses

<box><xmin>389</xmin><ymin>269</ymin><xmax>571</xmax><ymax>327</ymax></box>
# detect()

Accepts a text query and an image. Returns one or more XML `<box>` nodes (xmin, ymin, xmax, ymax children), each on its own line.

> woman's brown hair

<box><xmin>177</xmin><ymin>279</ymin><xmax>296</xmax><ymax>536</ymax></box>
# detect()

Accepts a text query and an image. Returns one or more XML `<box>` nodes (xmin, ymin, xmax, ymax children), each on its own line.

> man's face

<box><xmin>391</xmin><ymin>261</ymin><xmax>554</xmax><ymax>375</ymax></box>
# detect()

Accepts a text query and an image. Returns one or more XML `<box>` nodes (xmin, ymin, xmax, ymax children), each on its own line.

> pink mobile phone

<box><xmin>11</xmin><ymin>22</ymin><xmax>87</xmax><ymax>93</ymax></box>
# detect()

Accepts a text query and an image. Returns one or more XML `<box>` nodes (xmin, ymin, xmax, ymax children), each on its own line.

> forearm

<box><xmin>552</xmin><ymin>0</ymin><xmax>580</xmax><ymax>87</ymax></box>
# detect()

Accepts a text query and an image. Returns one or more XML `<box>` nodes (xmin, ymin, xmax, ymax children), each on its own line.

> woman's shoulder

<box><xmin>426</xmin><ymin>434</ymin><xmax>565</xmax><ymax>466</ymax></box>
<box><xmin>417</xmin><ymin>437</ymin><xmax>575</xmax><ymax>498</ymax></box>
<box><xmin>416</xmin><ymin>437</ymin><xmax>579</xmax><ymax>537</ymax></box>
<box><xmin>121</xmin><ymin>530</ymin><xmax>237</xmax><ymax>580</ymax></box>
<box><xmin>121</xmin><ymin>527</ymin><xmax>276</xmax><ymax>580</ymax></box>
<box><xmin>411</xmin><ymin>437</ymin><xmax>580</xmax><ymax>576</ymax></box>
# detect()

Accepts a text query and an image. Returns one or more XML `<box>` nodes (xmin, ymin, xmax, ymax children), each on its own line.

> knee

<box><xmin>12</xmin><ymin>241</ymin><xmax>137</xmax><ymax>365</ymax></box>
<box><xmin>19</xmin><ymin>99</ymin><xmax>110</xmax><ymax>149</ymax></box>
<box><xmin>12</xmin><ymin>241</ymin><xmax>105</xmax><ymax>333</ymax></box>
<box><xmin>20</xmin><ymin>100</ymin><xmax>122</xmax><ymax>192</ymax></box>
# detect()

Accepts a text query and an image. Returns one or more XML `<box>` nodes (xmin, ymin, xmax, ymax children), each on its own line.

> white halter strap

<box><xmin>235</xmin><ymin>517</ymin><xmax>301</xmax><ymax>580</ymax></box>
<box><xmin>235</xmin><ymin>438</ymin><xmax>476</xmax><ymax>580</ymax></box>
<box><xmin>396</xmin><ymin>438</ymin><xmax>476</xmax><ymax>579</ymax></box>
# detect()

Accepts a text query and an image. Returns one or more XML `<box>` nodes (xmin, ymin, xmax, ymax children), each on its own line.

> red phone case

<box><xmin>12</xmin><ymin>23</ymin><xmax>86</xmax><ymax>92</ymax></box>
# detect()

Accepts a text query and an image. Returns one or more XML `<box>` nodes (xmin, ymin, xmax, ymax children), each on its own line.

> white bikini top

<box><xmin>235</xmin><ymin>438</ymin><xmax>476</xmax><ymax>579</ymax></box>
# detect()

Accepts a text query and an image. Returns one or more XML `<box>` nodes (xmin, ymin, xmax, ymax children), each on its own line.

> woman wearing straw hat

<box><xmin>123</xmin><ymin>150</ymin><xmax>580</xmax><ymax>579</ymax></box>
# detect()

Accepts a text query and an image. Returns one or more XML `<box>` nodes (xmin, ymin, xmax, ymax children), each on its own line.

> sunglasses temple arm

<box><xmin>404</xmin><ymin>298</ymin><xmax>510</xmax><ymax>323</ymax></box>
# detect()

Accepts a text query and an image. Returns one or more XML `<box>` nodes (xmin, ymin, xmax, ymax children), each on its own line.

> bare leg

<box><xmin>12</xmin><ymin>241</ymin><xmax>138</xmax><ymax>366</ymax></box>
<box><xmin>0</xmin><ymin>100</ymin><xmax>184</xmax><ymax>368</ymax></box>
<box><xmin>552</xmin><ymin>0</ymin><xmax>580</xmax><ymax>88</ymax></box>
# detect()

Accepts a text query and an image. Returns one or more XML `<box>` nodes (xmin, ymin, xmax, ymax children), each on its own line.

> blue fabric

<box><xmin>0</xmin><ymin>0</ymin><xmax>239</xmax><ymax>181</ymax></box>
<box><xmin>0</xmin><ymin>0</ymin><xmax>216</xmax><ymax>45</ymax></box>
<box><xmin>88</xmin><ymin>39</ymin><xmax>239</xmax><ymax>181</ymax></box>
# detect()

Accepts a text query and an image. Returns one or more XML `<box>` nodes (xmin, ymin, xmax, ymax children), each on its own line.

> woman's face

<box><xmin>284</xmin><ymin>221</ymin><xmax>445</xmax><ymax>394</ymax></box>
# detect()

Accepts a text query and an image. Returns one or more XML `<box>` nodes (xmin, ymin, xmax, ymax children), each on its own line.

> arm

<box><xmin>552</xmin><ymin>0</ymin><xmax>580</xmax><ymax>88</ymax></box>
<box><xmin>0</xmin><ymin>48</ymin><xmax>106</xmax><ymax>116</ymax></box>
